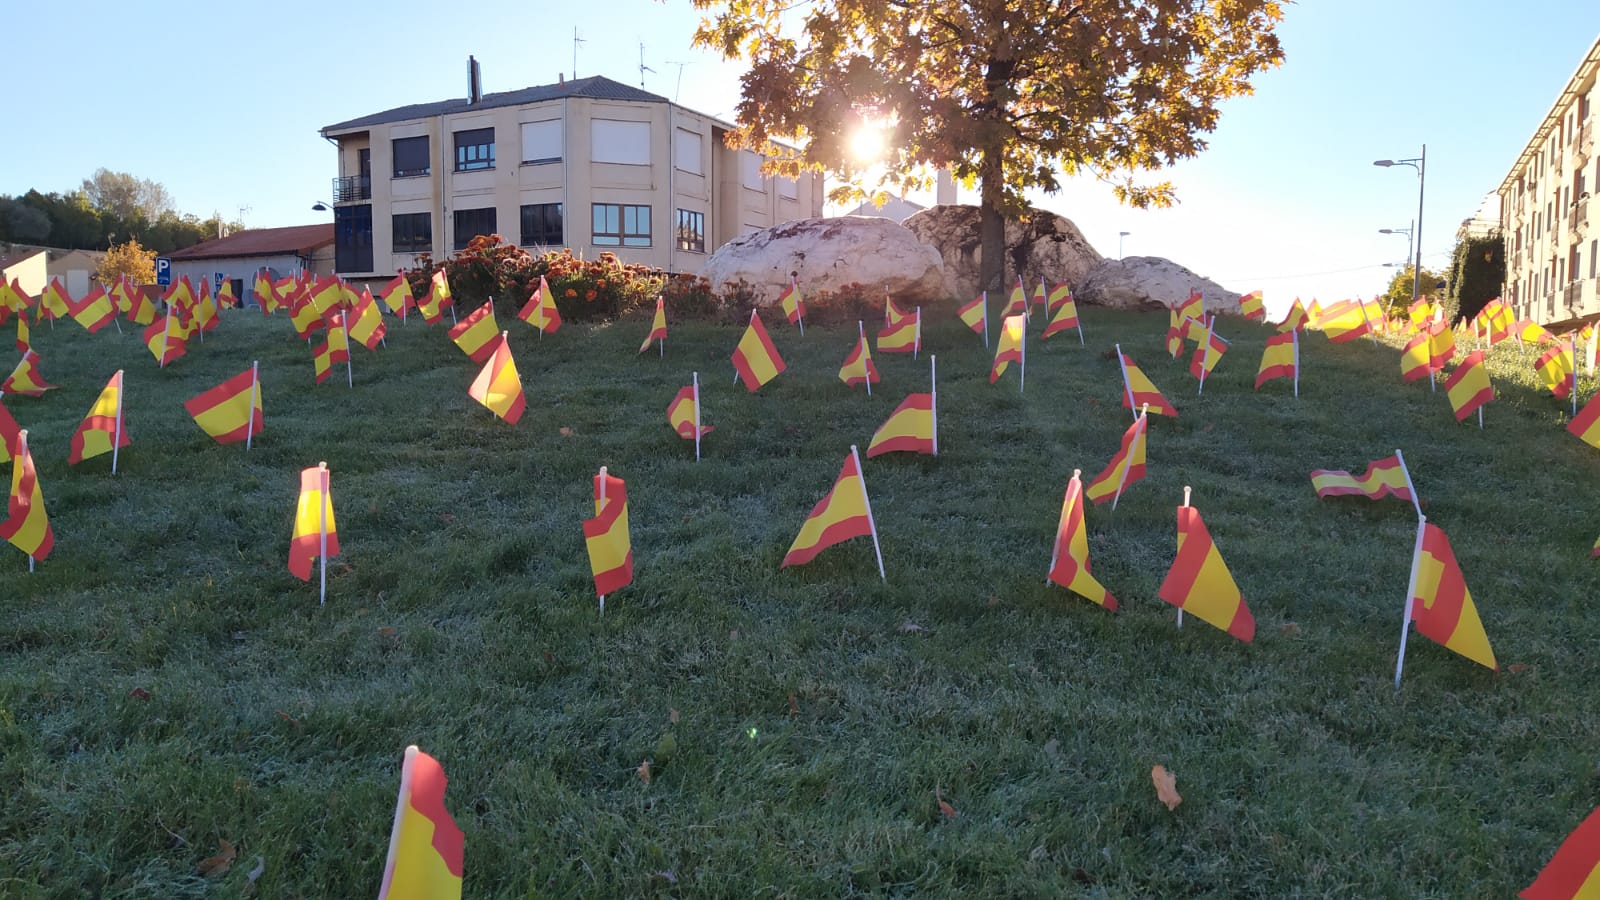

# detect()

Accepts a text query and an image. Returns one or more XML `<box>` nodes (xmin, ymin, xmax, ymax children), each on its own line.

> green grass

<box><xmin>2</xmin><ymin>304</ymin><xmax>1598</xmax><ymax>897</ymax></box>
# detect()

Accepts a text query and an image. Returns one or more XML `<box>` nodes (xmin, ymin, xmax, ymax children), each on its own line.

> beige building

<box><xmin>318</xmin><ymin>72</ymin><xmax>825</xmax><ymax>280</ymax></box>
<box><xmin>1497</xmin><ymin>34</ymin><xmax>1600</xmax><ymax>326</ymax></box>
<box><xmin>0</xmin><ymin>247</ymin><xmax>48</xmax><ymax>298</ymax></box>
<box><xmin>165</xmin><ymin>224</ymin><xmax>335</xmax><ymax>302</ymax></box>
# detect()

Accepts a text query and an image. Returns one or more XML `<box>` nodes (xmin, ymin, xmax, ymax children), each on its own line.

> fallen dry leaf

<box><xmin>1203</xmin><ymin>421</ymin><xmax>1214</xmax><ymax>432</ymax></box>
<box><xmin>936</xmin><ymin>786</ymin><xmax>957</xmax><ymax>820</ymax></box>
<box><xmin>669</xmin><ymin>707</ymin><xmax>680</xmax><ymax>725</ymax></box>
<box><xmin>377</xmin><ymin>626</ymin><xmax>397</xmax><ymax>638</ymax></box>
<box><xmin>559</xmin><ymin>426</ymin><xmax>575</xmax><ymax>437</ymax></box>
<box><xmin>638</xmin><ymin>759</ymin><xmax>652</xmax><ymax>785</ymax></box>
<box><xmin>274</xmin><ymin>711</ymin><xmax>302</xmax><ymax>732</ymax></box>
<box><xmin>1507</xmin><ymin>663</ymin><xmax>1529</xmax><ymax>674</ymax></box>
<box><xmin>1280</xmin><ymin>622</ymin><xmax>1301</xmax><ymax>637</ymax></box>
<box><xmin>1151</xmin><ymin>765</ymin><xmax>1182</xmax><ymax>811</ymax></box>
<box><xmin>986</xmin><ymin>596</ymin><xmax>1002</xmax><ymax>608</ymax></box>
<box><xmin>197</xmin><ymin>838</ymin><xmax>237</xmax><ymax>877</ymax></box>
<box><xmin>128</xmin><ymin>687</ymin><xmax>150</xmax><ymax>701</ymax></box>
<box><xmin>788</xmin><ymin>693</ymin><xmax>799</xmax><ymax>718</ymax></box>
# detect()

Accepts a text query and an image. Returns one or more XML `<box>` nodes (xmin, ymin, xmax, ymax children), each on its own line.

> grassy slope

<box><xmin>1</xmin><ymin>306</ymin><xmax>1597</xmax><ymax>898</ymax></box>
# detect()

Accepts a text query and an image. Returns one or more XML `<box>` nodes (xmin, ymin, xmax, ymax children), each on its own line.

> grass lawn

<box><xmin>2</xmin><ymin>301</ymin><xmax>1598</xmax><ymax>897</ymax></box>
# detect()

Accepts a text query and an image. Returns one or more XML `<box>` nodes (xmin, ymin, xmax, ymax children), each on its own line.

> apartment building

<box><xmin>1497</xmin><ymin>34</ymin><xmax>1600</xmax><ymax>326</ymax></box>
<box><xmin>318</xmin><ymin>68</ymin><xmax>825</xmax><ymax>280</ymax></box>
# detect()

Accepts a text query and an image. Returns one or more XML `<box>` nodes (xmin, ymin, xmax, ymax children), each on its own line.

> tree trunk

<box><xmin>978</xmin><ymin>143</ymin><xmax>1006</xmax><ymax>295</ymax></box>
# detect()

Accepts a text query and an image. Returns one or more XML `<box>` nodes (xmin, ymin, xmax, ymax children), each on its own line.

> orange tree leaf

<box><xmin>197</xmin><ymin>838</ymin><xmax>237</xmax><ymax>877</ymax></box>
<box><xmin>1151</xmin><ymin>765</ymin><xmax>1182</xmax><ymax>811</ymax></box>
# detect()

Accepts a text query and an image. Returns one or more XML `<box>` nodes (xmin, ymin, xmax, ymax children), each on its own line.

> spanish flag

<box><xmin>216</xmin><ymin>279</ymin><xmax>240</xmax><ymax>310</ymax></box>
<box><xmin>957</xmin><ymin>292</ymin><xmax>987</xmax><ymax>343</ymax></box>
<box><xmin>1041</xmin><ymin>291</ymin><xmax>1081</xmax><ymax>342</ymax></box>
<box><xmin>877</xmin><ymin>309</ymin><xmax>920</xmax><ymax>355</ymax></box>
<box><xmin>252</xmin><ymin>270</ymin><xmax>278</xmax><ymax>313</ymax></box>
<box><xmin>1085</xmin><ymin>413</ymin><xmax>1147</xmax><ymax>508</ymax></box>
<box><xmin>1400</xmin><ymin>332</ymin><xmax>1433</xmax><ymax>383</ymax></box>
<box><xmin>419</xmin><ymin>269</ymin><xmax>452</xmax><ymax>324</ymax></box>
<box><xmin>1277</xmin><ymin>299</ymin><xmax>1308</xmax><ymax>333</ymax></box>
<box><xmin>0</xmin><ymin>400</ymin><xmax>18</xmax><ymax>463</ymax></box>
<box><xmin>1521</xmin><ymin>804</ymin><xmax>1600</xmax><ymax>900</ymax></box>
<box><xmin>1156</xmin><ymin>496</ymin><xmax>1255</xmax><ymax>642</ymax></box>
<box><xmin>1</xmin><ymin>429</ymin><xmax>52</xmax><ymax>561</ymax></box>
<box><xmin>1567</xmin><ymin>391</ymin><xmax>1600</xmax><ymax>449</ymax></box>
<box><xmin>184</xmin><ymin>365</ymin><xmax>263</xmax><ymax>446</ymax></box>
<box><xmin>1535</xmin><ymin>344</ymin><xmax>1574</xmax><ymax>400</ymax></box>
<box><xmin>639</xmin><ymin>296</ymin><xmax>666</xmax><ymax>354</ymax></box>
<box><xmin>377</xmin><ymin>746</ymin><xmax>464</xmax><ymax>900</ymax></box>
<box><xmin>990</xmin><ymin>313</ymin><xmax>1025</xmax><ymax>385</ymax></box>
<box><xmin>1445</xmin><ymin>351</ymin><xmax>1493</xmax><ymax>423</ymax></box>
<box><xmin>777</xmin><ymin>278</ymin><xmax>805</xmax><ymax>332</ymax></box>
<box><xmin>15</xmin><ymin>315</ymin><xmax>28</xmax><ymax>354</ymax></box>
<box><xmin>732</xmin><ymin>311</ymin><xmax>785</xmax><ymax>392</ymax></box>
<box><xmin>1427</xmin><ymin>320</ymin><xmax>1456</xmax><ymax>370</ymax></box>
<box><xmin>448</xmin><ymin>301</ymin><xmax>500</xmax><ymax>362</ymax></box>
<box><xmin>1046</xmin><ymin>282</ymin><xmax>1073</xmax><ymax>315</ymax></box>
<box><xmin>313</xmin><ymin>315</ymin><xmax>351</xmax><ymax>385</ymax></box>
<box><xmin>583</xmin><ymin>468</ymin><xmax>634</xmax><ymax>604</ymax></box>
<box><xmin>123</xmin><ymin>284</ymin><xmax>157</xmax><ymax>326</ymax></box>
<box><xmin>1031</xmin><ymin>278</ymin><xmax>1047</xmax><ymax>312</ymax></box>
<box><xmin>1405</xmin><ymin>520</ymin><xmax>1495</xmax><ymax>670</ymax></box>
<box><xmin>1118</xmin><ymin>350</ymin><xmax>1176</xmax><ymax>417</ymax></box>
<box><xmin>348</xmin><ymin>289</ymin><xmax>388</xmax><ymax>351</ymax></box>
<box><xmin>1254</xmin><ymin>331</ymin><xmax>1297</xmax><ymax>391</ymax></box>
<box><xmin>1318</xmin><ymin>300</ymin><xmax>1370</xmax><ymax>343</ymax></box>
<box><xmin>69</xmin><ymin>283</ymin><xmax>117</xmax><ymax>334</ymax></box>
<box><xmin>289</xmin><ymin>290</ymin><xmax>327</xmax><ymax>339</ymax></box>
<box><xmin>2</xmin><ymin>349</ymin><xmax>57</xmax><ymax>396</ymax></box>
<box><xmin>193</xmin><ymin>285</ymin><xmax>220</xmax><ymax>335</ymax></box>
<box><xmin>865</xmin><ymin>393</ymin><xmax>934</xmax><ymax>458</ymax></box>
<box><xmin>1309</xmin><ymin>454</ymin><xmax>1414</xmax><ymax>503</ymax></box>
<box><xmin>1047</xmin><ymin>470</ymin><xmax>1117</xmax><ymax>610</ymax></box>
<box><xmin>1175</xmin><ymin>289</ymin><xmax>1204</xmax><ymax>327</ymax></box>
<box><xmin>68</xmin><ymin>371</ymin><xmax>129</xmax><ymax>468</ymax></box>
<box><xmin>288</xmin><ymin>463</ymin><xmax>338</xmax><ymax>584</ymax></box>
<box><xmin>142</xmin><ymin>316</ymin><xmax>187</xmax><ymax>367</ymax></box>
<box><xmin>39</xmin><ymin>278</ymin><xmax>72</xmax><ymax>322</ymax></box>
<box><xmin>883</xmin><ymin>295</ymin><xmax>912</xmax><ymax>329</ymax></box>
<box><xmin>1238</xmin><ymin>290</ymin><xmax>1265</xmax><ymax>321</ymax></box>
<box><xmin>838</xmin><ymin>324</ymin><xmax>880</xmax><ymax>391</ymax></box>
<box><xmin>516</xmin><ymin>275</ymin><xmax>561</xmax><ymax>334</ymax></box>
<box><xmin>467</xmin><ymin>334</ymin><xmax>525</xmax><ymax>423</ymax></box>
<box><xmin>1518</xmin><ymin>318</ymin><xmax>1557</xmax><ymax>346</ymax></box>
<box><xmin>1188</xmin><ymin>326</ymin><xmax>1228</xmax><ymax>381</ymax></box>
<box><xmin>378</xmin><ymin>273</ymin><xmax>414</xmax><ymax>318</ymax></box>
<box><xmin>1004</xmin><ymin>277</ymin><xmax>1028</xmax><ymax>319</ymax></box>
<box><xmin>782</xmin><ymin>447</ymin><xmax>882</xmax><ymax>578</ymax></box>
<box><xmin>667</xmin><ymin>382</ymin><xmax>712</xmax><ymax>440</ymax></box>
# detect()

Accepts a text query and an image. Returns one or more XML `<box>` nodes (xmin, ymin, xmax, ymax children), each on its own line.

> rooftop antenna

<box><xmin>639</xmin><ymin>43</ymin><xmax>656</xmax><ymax>89</ymax></box>
<box><xmin>665</xmin><ymin>60</ymin><xmax>693</xmax><ymax>102</ymax></box>
<box><xmin>237</xmin><ymin>205</ymin><xmax>252</xmax><ymax>228</ymax></box>
<box><xmin>573</xmin><ymin>28</ymin><xmax>586</xmax><ymax>79</ymax></box>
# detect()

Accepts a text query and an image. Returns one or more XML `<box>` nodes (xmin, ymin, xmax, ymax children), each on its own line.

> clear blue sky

<box><xmin>3</xmin><ymin>1</ymin><xmax>1595</xmax><ymax>315</ymax></box>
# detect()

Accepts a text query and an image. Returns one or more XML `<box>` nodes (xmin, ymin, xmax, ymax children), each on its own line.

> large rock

<box><xmin>902</xmin><ymin>204</ymin><xmax>1102</xmax><ymax>300</ymax></box>
<box><xmin>1075</xmin><ymin>256</ymin><xmax>1242</xmax><ymax>314</ymax></box>
<box><xmin>700</xmin><ymin>217</ymin><xmax>948</xmax><ymax>305</ymax></box>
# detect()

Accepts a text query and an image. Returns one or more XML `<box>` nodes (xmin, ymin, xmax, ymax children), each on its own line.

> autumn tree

<box><xmin>1381</xmin><ymin>264</ymin><xmax>1447</xmax><ymax>317</ymax></box>
<box><xmin>95</xmin><ymin>238</ymin><xmax>158</xmax><ymax>286</ymax></box>
<box><xmin>80</xmin><ymin>168</ymin><xmax>174</xmax><ymax>222</ymax></box>
<box><xmin>693</xmin><ymin>0</ymin><xmax>1285</xmax><ymax>292</ymax></box>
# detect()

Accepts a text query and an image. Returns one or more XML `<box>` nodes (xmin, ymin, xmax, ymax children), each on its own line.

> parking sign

<box><xmin>155</xmin><ymin>257</ymin><xmax>172</xmax><ymax>286</ymax></box>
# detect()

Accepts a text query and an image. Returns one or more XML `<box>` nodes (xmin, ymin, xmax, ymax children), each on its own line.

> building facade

<box><xmin>1497</xmin><ymin>34</ymin><xmax>1600</xmax><ymax>327</ymax></box>
<box><xmin>165</xmin><ymin>224</ymin><xmax>335</xmax><ymax>302</ymax></box>
<box><xmin>318</xmin><ymin>75</ymin><xmax>825</xmax><ymax>280</ymax></box>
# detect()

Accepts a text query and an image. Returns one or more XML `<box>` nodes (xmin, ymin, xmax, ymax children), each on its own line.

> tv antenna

<box><xmin>237</xmin><ymin>205</ymin><xmax>252</xmax><ymax>225</ymax></box>
<box><xmin>573</xmin><ymin>28</ymin><xmax>586</xmax><ymax>78</ymax></box>
<box><xmin>665</xmin><ymin>60</ymin><xmax>693</xmax><ymax>102</ymax></box>
<box><xmin>639</xmin><ymin>43</ymin><xmax>656</xmax><ymax>88</ymax></box>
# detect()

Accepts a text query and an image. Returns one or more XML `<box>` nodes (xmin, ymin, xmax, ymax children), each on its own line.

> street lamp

<box><xmin>1378</xmin><ymin>221</ymin><xmax>1414</xmax><ymax>271</ymax></box>
<box><xmin>1373</xmin><ymin>145</ymin><xmax>1426</xmax><ymax>308</ymax></box>
<box><xmin>1118</xmin><ymin>231</ymin><xmax>1130</xmax><ymax>260</ymax></box>
<box><xmin>311</xmin><ymin>201</ymin><xmax>333</xmax><ymax>212</ymax></box>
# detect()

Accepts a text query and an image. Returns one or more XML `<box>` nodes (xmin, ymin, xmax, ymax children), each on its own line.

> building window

<box><xmin>454</xmin><ymin>127</ymin><xmax>495</xmax><ymax>171</ymax></box>
<box><xmin>520</xmin><ymin>203</ymin><xmax>563</xmax><ymax>247</ymax></box>
<box><xmin>1591</xmin><ymin>239</ymin><xmax>1597</xmax><ymax>278</ymax></box>
<box><xmin>521</xmin><ymin>120</ymin><xmax>562</xmax><ymax>164</ymax></box>
<box><xmin>334</xmin><ymin>204</ymin><xmax>374</xmax><ymax>273</ymax></box>
<box><xmin>393</xmin><ymin>136</ymin><xmax>430</xmax><ymax>178</ymax></box>
<box><xmin>592</xmin><ymin>203</ymin><xmax>650</xmax><ymax>247</ymax></box>
<box><xmin>392</xmin><ymin>213</ymin><xmax>432</xmax><ymax>254</ymax></box>
<box><xmin>591</xmin><ymin>120</ymin><xmax>650</xmax><ymax>165</ymax></box>
<box><xmin>740</xmin><ymin>151</ymin><xmax>764</xmax><ymax>190</ymax></box>
<box><xmin>453</xmin><ymin>207</ymin><xmax>497</xmax><ymax>251</ymax></box>
<box><xmin>676</xmin><ymin>209</ymin><xmax>705</xmax><ymax>253</ymax></box>
<box><xmin>673</xmin><ymin>128</ymin><xmax>703</xmax><ymax>174</ymax></box>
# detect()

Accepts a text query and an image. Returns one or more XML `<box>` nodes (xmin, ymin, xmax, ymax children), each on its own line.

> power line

<box><xmin>1220</xmin><ymin>251</ymin><xmax>1451</xmax><ymax>283</ymax></box>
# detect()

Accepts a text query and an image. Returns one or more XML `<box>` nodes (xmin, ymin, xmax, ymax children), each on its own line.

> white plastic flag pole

<box><xmin>692</xmin><ymin>372</ymin><xmax>702</xmax><ymax>462</ymax></box>
<box><xmin>111</xmin><ymin>369</ymin><xmax>124</xmax><ymax>475</ymax></box>
<box><xmin>598</xmin><ymin>467</ymin><xmax>608</xmax><ymax>615</ymax></box>
<box><xmin>1359</xmin><ymin>298</ymin><xmax>1377</xmax><ymax>345</ymax></box>
<box><xmin>159</xmin><ymin>313</ymin><xmax>171</xmax><ymax>369</ymax></box>
<box><xmin>1115</xmin><ymin>343</ymin><xmax>1136</xmax><ymax>420</ymax></box>
<box><xmin>1197</xmin><ymin>319</ymin><xmax>1214</xmax><ymax>396</ymax></box>
<box><xmin>1075</xmin><ymin>298</ymin><xmax>1085</xmax><ymax>347</ymax></box>
<box><xmin>1110</xmin><ymin>406</ymin><xmax>1148</xmax><ymax>512</ymax></box>
<box><xmin>1045</xmin><ymin>469</ymin><xmax>1082</xmax><ymax>585</ymax></box>
<box><xmin>344</xmin><ymin>315</ymin><xmax>353</xmax><ymax>388</ymax></box>
<box><xmin>1477</xmin><ymin>406</ymin><xmax>1483</xmax><ymax>430</ymax></box>
<box><xmin>737</xmin><ymin>309</ymin><xmax>755</xmax><ymax>384</ymax></box>
<box><xmin>247</xmin><ymin>361</ymin><xmax>260</xmax><ymax>451</ymax></box>
<box><xmin>317</xmin><ymin>461</ymin><xmax>329</xmax><ymax>607</ymax></box>
<box><xmin>929</xmin><ymin>355</ymin><xmax>938</xmax><ymax>457</ymax></box>
<box><xmin>851</xmin><ymin>444</ymin><xmax>887</xmax><ymax>582</ymax></box>
<box><xmin>1019</xmin><ymin>314</ymin><xmax>1027</xmax><ymax>394</ymax></box>
<box><xmin>1571</xmin><ymin>335</ymin><xmax>1579</xmax><ymax>417</ymax></box>
<box><xmin>982</xmin><ymin>291</ymin><xmax>989</xmax><ymax>348</ymax></box>
<box><xmin>1292</xmin><ymin>330</ymin><xmax>1300</xmax><ymax>398</ymax></box>
<box><xmin>1178</xmin><ymin>485</ymin><xmax>1191</xmax><ymax>629</ymax></box>
<box><xmin>1394</xmin><ymin>515</ymin><xmax>1428</xmax><ymax>691</ymax></box>
<box><xmin>1393</xmin><ymin>447</ymin><xmax>1423</xmax><ymax>521</ymax></box>
<box><xmin>19</xmin><ymin>430</ymin><xmax>33</xmax><ymax>572</ymax></box>
<box><xmin>858</xmin><ymin>321</ymin><xmax>871</xmax><ymax>396</ymax></box>
<box><xmin>794</xmin><ymin>278</ymin><xmax>804</xmax><ymax>337</ymax></box>
<box><xmin>913</xmin><ymin>307</ymin><xmax>922</xmax><ymax>360</ymax></box>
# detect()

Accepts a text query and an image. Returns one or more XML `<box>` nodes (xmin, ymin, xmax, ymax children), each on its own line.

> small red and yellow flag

<box><xmin>1003</xmin><ymin>277</ymin><xmax>1028</xmax><ymax>319</ymax></box>
<box><xmin>1277</xmin><ymin>298</ymin><xmax>1308</xmax><ymax>333</ymax></box>
<box><xmin>348</xmin><ymin>289</ymin><xmax>388</xmax><ymax>351</ymax></box>
<box><xmin>1118</xmin><ymin>352</ymin><xmax>1176</xmax><ymax>417</ymax></box>
<box><xmin>877</xmin><ymin>309</ymin><xmax>920</xmax><ymax>354</ymax></box>
<box><xmin>68</xmin><ymin>371</ymin><xmax>129</xmax><ymax>467</ymax></box>
<box><xmin>782</xmin><ymin>448</ymin><xmax>880</xmax><ymax>575</ymax></box>
<box><xmin>313</xmin><ymin>315</ymin><xmax>351</xmax><ymax>384</ymax></box>
<box><xmin>141</xmin><ymin>315</ymin><xmax>188</xmax><ymax>367</ymax></box>
<box><xmin>583</xmin><ymin>468</ymin><xmax>634</xmax><ymax>601</ymax></box>
<box><xmin>1520</xmin><ymin>804</ymin><xmax>1600</xmax><ymax>900</ymax></box>
<box><xmin>839</xmin><ymin>326</ymin><xmax>880</xmax><ymax>389</ymax></box>
<box><xmin>419</xmin><ymin>269</ymin><xmax>452</xmax><ymax>324</ymax></box>
<box><xmin>1041</xmin><ymin>292</ymin><xmax>1080</xmax><ymax>341</ymax></box>
<box><xmin>377</xmin><ymin>746</ymin><xmax>465</xmax><ymax>900</ymax></box>
<box><xmin>377</xmin><ymin>273</ymin><xmax>414</xmax><ymax>318</ymax></box>
<box><xmin>448</xmin><ymin>301</ymin><xmax>501</xmax><ymax>362</ymax></box>
<box><xmin>990</xmin><ymin>313</ymin><xmax>1026</xmax><ymax>384</ymax></box>
<box><xmin>69</xmin><ymin>283</ymin><xmax>118</xmax><ymax>334</ymax></box>
<box><xmin>39</xmin><ymin>278</ymin><xmax>73</xmax><ymax>322</ymax></box>
<box><xmin>1407</xmin><ymin>521</ymin><xmax>1496</xmax><ymax>670</ymax></box>
<box><xmin>1</xmin><ymin>429</ymin><xmax>53</xmax><ymax>561</ymax></box>
<box><xmin>957</xmin><ymin>293</ymin><xmax>987</xmax><ymax>339</ymax></box>
<box><xmin>777</xmin><ymin>278</ymin><xmax>805</xmax><ymax>329</ymax></box>
<box><xmin>1309</xmin><ymin>454</ymin><xmax>1414</xmax><ymax>502</ymax></box>
<box><xmin>516</xmin><ymin>275</ymin><xmax>561</xmax><ymax>334</ymax></box>
<box><xmin>1400</xmin><ymin>333</ymin><xmax>1433</xmax><ymax>383</ymax></box>
<box><xmin>0</xmin><ymin>400</ymin><xmax>19</xmax><ymax>463</ymax></box>
<box><xmin>1567</xmin><ymin>391</ymin><xmax>1600</xmax><ymax>449</ymax></box>
<box><xmin>288</xmin><ymin>463</ymin><xmax>338</xmax><ymax>582</ymax></box>
<box><xmin>639</xmin><ymin>296</ymin><xmax>667</xmax><ymax>353</ymax></box>
<box><xmin>866</xmin><ymin>393</ymin><xmax>934</xmax><ymax>458</ymax></box>
<box><xmin>1085</xmin><ymin>413</ymin><xmax>1148</xmax><ymax>507</ymax></box>
<box><xmin>1255</xmin><ymin>331</ymin><xmax>1298</xmax><ymax>390</ymax></box>
<box><xmin>1157</xmin><ymin>497</ymin><xmax>1255</xmax><ymax>642</ymax></box>
<box><xmin>467</xmin><ymin>334</ymin><xmax>525</xmax><ymax>423</ymax></box>
<box><xmin>1535</xmin><ymin>344</ymin><xmax>1575</xmax><ymax>400</ymax></box>
<box><xmin>1445</xmin><ymin>351</ymin><xmax>1493</xmax><ymax>423</ymax></box>
<box><xmin>184</xmin><ymin>366</ymin><xmax>263</xmax><ymax>446</ymax></box>
<box><xmin>667</xmin><ymin>384</ymin><xmax>711</xmax><ymax>440</ymax></box>
<box><xmin>2</xmin><ymin>349</ymin><xmax>58</xmax><ymax>396</ymax></box>
<box><xmin>732</xmin><ymin>311</ymin><xmax>785</xmax><ymax>392</ymax></box>
<box><xmin>1238</xmin><ymin>290</ymin><xmax>1265</xmax><ymax>321</ymax></box>
<box><xmin>1047</xmin><ymin>471</ymin><xmax>1117</xmax><ymax>610</ymax></box>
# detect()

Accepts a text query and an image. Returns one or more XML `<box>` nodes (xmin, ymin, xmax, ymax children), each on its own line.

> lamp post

<box><xmin>311</xmin><ymin>201</ymin><xmax>334</xmax><ymax>212</ymax></box>
<box><xmin>1373</xmin><ymin>146</ymin><xmax>1426</xmax><ymax>308</ymax></box>
<box><xmin>1378</xmin><ymin>222</ymin><xmax>1414</xmax><ymax>273</ymax></box>
<box><xmin>1118</xmin><ymin>231</ymin><xmax>1130</xmax><ymax>260</ymax></box>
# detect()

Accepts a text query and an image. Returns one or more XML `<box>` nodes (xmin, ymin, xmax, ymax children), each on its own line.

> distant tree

<box><xmin>1381</xmin><ymin>264</ymin><xmax>1448</xmax><ymax>317</ymax></box>
<box><xmin>0</xmin><ymin>196</ymin><xmax>51</xmax><ymax>242</ymax></box>
<box><xmin>693</xmin><ymin>0</ymin><xmax>1286</xmax><ymax>293</ymax></box>
<box><xmin>80</xmin><ymin>168</ymin><xmax>173</xmax><ymax>222</ymax></box>
<box><xmin>18</xmin><ymin>190</ymin><xmax>106</xmax><ymax>250</ymax></box>
<box><xmin>1444</xmin><ymin>231</ymin><xmax>1505</xmax><ymax>325</ymax></box>
<box><xmin>95</xmin><ymin>238</ymin><xmax>158</xmax><ymax>285</ymax></box>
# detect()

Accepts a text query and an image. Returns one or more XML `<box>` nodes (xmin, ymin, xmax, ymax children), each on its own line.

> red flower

<box><xmin>585</xmin><ymin>289</ymin><xmax>597</xmax><ymax>301</ymax></box>
<box><xmin>565</xmin><ymin>288</ymin><xmax>578</xmax><ymax>298</ymax></box>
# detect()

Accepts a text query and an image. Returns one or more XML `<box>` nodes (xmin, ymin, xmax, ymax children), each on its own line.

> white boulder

<box><xmin>1075</xmin><ymin>256</ymin><xmax>1242</xmax><ymax>313</ymax></box>
<box><xmin>700</xmin><ymin>216</ymin><xmax>949</xmax><ymax>306</ymax></box>
<box><xmin>901</xmin><ymin>204</ymin><xmax>1103</xmax><ymax>300</ymax></box>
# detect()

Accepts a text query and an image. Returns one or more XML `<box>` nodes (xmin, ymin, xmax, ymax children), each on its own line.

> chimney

<box><xmin>467</xmin><ymin>55</ymin><xmax>483</xmax><ymax>104</ymax></box>
<box><xmin>935</xmin><ymin>168</ymin><xmax>956</xmax><ymax>206</ymax></box>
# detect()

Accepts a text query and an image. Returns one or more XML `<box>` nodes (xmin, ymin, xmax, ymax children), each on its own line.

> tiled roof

<box><xmin>166</xmin><ymin>224</ymin><xmax>334</xmax><ymax>260</ymax></box>
<box><xmin>322</xmin><ymin>75</ymin><xmax>670</xmax><ymax>133</ymax></box>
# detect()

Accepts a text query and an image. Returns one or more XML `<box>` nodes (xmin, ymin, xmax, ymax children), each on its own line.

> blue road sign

<box><xmin>214</xmin><ymin>273</ymin><xmax>225</xmax><ymax>291</ymax></box>
<box><xmin>155</xmin><ymin>257</ymin><xmax>172</xmax><ymax>286</ymax></box>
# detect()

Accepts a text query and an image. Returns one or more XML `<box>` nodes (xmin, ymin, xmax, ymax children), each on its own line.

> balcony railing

<box><xmin>1511</xmin><ymin>248</ymin><xmax>1524</xmax><ymax>273</ymax></box>
<box><xmin>1577</xmin><ymin>119</ymin><xmax>1594</xmax><ymax>166</ymax></box>
<box><xmin>1571</xmin><ymin>195</ymin><xmax>1589</xmax><ymax>240</ymax></box>
<box><xmin>1547</xmin><ymin>291</ymin><xmax>1558</xmax><ymax>318</ymax></box>
<box><xmin>1565</xmin><ymin>282</ymin><xmax>1585</xmax><ymax>308</ymax></box>
<box><xmin>332</xmin><ymin>175</ymin><xmax>371</xmax><ymax>203</ymax></box>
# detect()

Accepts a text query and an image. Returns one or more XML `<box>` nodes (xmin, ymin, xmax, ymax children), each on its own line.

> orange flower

<box><xmin>596</xmin><ymin>279</ymin><xmax>607</xmax><ymax>288</ymax></box>
<box><xmin>584</xmin><ymin>289</ymin><xmax>597</xmax><ymax>301</ymax></box>
<box><xmin>565</xmin><ymin>288</ymin><xmax>577</xmax><ymax>298</ymax></box>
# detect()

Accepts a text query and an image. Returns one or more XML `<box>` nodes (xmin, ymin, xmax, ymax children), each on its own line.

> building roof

<box><xmin>166</xmin><ymin>224</ymin><xmax>334</xmax><ymax>261</ymax></box>
<box><xmin>1497</xmin><ymin>33</ymin><xmax>1600</xmax><ymax>195</ymax></box>
<box><xmin>0</xmin><ymin>247</ymin><xmax>46</xmax><ymax>272</ymax></box>
<box><xmin>322</xmin><ymin>75</ymin><xmax>670</xmax><ymax>134</ymax></box>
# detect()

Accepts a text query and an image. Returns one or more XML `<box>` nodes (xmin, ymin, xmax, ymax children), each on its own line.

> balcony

<box><xmin>1571</xmin><ymin>194</ymin><xmax>1589</xmax><ymax>240</ymax></box>
<box><xmin>1578</xmin><ymin>119</ymin><xmax>1594</xmax><ymax>168</ymax></box>
<box><xmin>332</xmin><ymin>175</ymin><xmax>371</xmax><ymax>203</ymax></box>
<box><xmin>1511</xmin><ymin>248</ymin><xmax>1524</xmax><ymax>273</ymax></box>
<box><xmin>1565</xmin><ymin>281</ymin><xmax>1585</xmax><ymax>309</ymax></box>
